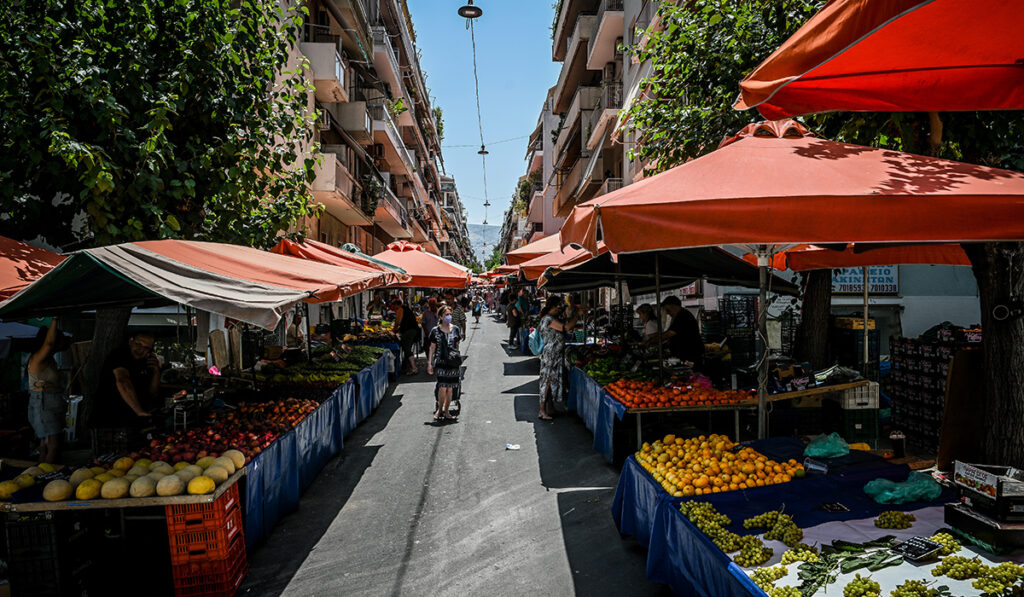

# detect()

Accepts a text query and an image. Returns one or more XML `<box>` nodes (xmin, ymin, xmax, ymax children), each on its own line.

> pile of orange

<box><xmin>606</xmin><ymin>379</ymin><xmax>755</xmax><ymax>409</ymax></box>
<box><xmin>636</xmin><ymin>433</ymin><xmax>804</xmax><ymax>498</ymax></box>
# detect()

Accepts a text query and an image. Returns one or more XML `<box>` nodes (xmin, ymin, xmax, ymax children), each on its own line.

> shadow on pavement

<box><xmin>503</xmin><ymin>379</ymin><xmax>538</xmax><ymax>395</ymax></box>
<box><xmin>512</xmin><ymin>396</ymin><xmax>673</xmax><ymax>596</ymax></box>
<box><xmin>503</xmin><ymin>358</ymin><xmax>539</xmax><ymax>376</ymax></box>
<box><xmin>241</xmin><ymin>389</ymin><xmax>406</xmax><ymax>596</ymax></box>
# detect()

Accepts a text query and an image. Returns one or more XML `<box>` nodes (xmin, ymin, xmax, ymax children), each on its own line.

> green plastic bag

<box><xmin>864</xmin><ymin>472</ymin><xmax>942</xmax><ymax>505</ymax></box>
<box><xmin>804</xmin><ymin>432</ymin><xmax>850</xmax><ymax>458</ymax></box>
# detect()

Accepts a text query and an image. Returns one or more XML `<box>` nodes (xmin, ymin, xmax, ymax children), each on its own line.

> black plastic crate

<box><xmin>5</xmin><ymin>511</ymin><xmax>96</xmax><ymax>597</ymax></box>
<box><xmin>90</xmin><ymin>427</ymin><xmax>144</xmax><ymax>457</ymax></box>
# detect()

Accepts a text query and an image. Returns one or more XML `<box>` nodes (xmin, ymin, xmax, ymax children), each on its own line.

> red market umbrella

<box><xmin>270</xmin><ymin>238</ymin><xmax>410</xmax><ymax>286</ymax></box>
<box><xmin>373</xmin><ymin>241</ymin><xmax>471</xmax><ymax>289</ymax></box>
<box><xmin>735</xmin><ymin>0</ymin><xmax>1024</xmax><ymax>118</ymax></box>
<box><xmin>0</xmin><ymin>236</ymin><xmax>65</xmax><ymax>300</ymax></box>
<box><xmin>505</xmin><ymin>234</ymin><xmax>561</xmax><ymax>265</ymax></box>
<box><xmin>560</xmin><ymin>120</ymin><xmax>1024</xmax><ymax>438</ymax></box>
<box><xmin>518</xmin><ymin>245</ymin><xmax>600</xmax><ymax>282</ymax></box>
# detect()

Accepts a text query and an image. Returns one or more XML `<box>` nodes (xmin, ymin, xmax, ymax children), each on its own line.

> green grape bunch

<box><xmin>768</xmin><ymin>586</ymin><xmax>801</xmax><ymax>597</ymax></box>
<box><xmin>749</xmin><ymin>565</ymin><xmax>787</xmax><ymax>591</ymax></box>
<box><xmin>781</xmin><ymin>546</ymin><xmax>819</xmax><ymax>565</ymax></box>
<box><xmin>745</xmin><ymin>510</ymin><xmax>804</xmax><ymax>548</ymax></box>
<box><xmin>931</xmin><ymin>555</ymin><xmax>988</xmax><ymax>580</ymax></box>
<box><xmin>926</xmin><ymin>532</ymin><xmax>960</xmax><ymax>557</ymax></box>
<box><xmin>679</xmin><ymin>501</ymin><xmax>741</xmax><ymax>553</ymax></box>
<box><xmin>734</xmin><ymin>535</ymin><xmax>774</xmax><ymax>567</ymax></box>
<box><xmin>971</xmin><ymin>561</ymin><xmax>1024</xmax><ymax>594</ymax></box>
<box><xmin>888</xmin><ymin>579</ymin><xmax>940</xmax><ymax>597</ymax></box>
<box><xmin>843</xmin><ymin>573</ymin><xmax>881</xmax><ymax>597</ymax></box>
<box><xmin>874</xmin><ymin>511</ymin><xmax>916</xmax><ymax>529</ymax></box>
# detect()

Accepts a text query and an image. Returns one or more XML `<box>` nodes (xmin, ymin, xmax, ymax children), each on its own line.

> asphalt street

<box><xmin>241</xmin><ymin>312</ymin><xmax>671</xmax><ymax>596</ymax></box>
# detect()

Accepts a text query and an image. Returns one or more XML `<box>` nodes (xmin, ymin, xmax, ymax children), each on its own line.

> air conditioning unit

<box><xmin>318</xmin><ymin>110</ymin><xmax>332</xmax><ymax>131</ymax></box>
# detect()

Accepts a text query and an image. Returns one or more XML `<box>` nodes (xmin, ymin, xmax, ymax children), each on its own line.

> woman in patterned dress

<box><xmin>427</xmin><ymin>305</ymin><xmax>462</xmax><ymax>422</ymax></box>
<box><xmin>537</xmin><ymin>296</ymin><xmax>580</xmax><ymax>421</ymax></box>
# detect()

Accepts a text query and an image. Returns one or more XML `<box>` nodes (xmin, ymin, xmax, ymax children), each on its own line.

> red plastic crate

<box><xmin>166</xmin><ymin>484</ymin><xmax>240</xmax><ymax>533</ymax></box>
<box><xmin>172</xmin><ymin>532</ymin><xmax>247</xmax><ymax>597</ymax></box>
<box><xmin>167</xmin><ymin>506</ymin><xmax>243</xmax><ymax>566</ymax></box>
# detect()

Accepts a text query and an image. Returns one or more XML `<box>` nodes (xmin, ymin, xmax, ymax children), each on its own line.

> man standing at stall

<box><xmin>654</xmin><ymin>296</ymin><xmax>705</xmax><ymax>371</ymax></box>
<box><xmin>91</xmin><ymin>331</ymin><xmax>162</xmax><ymax>427</ymax></box>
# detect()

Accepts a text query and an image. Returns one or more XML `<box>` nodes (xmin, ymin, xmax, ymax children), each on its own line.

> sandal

<box><xmin>538</xmin><ymin>414</ymin><xmax>553</xmax><ymax>421</ymax></box>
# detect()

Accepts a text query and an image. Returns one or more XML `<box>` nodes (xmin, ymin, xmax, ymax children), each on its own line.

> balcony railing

<box><xmin>588</xmin><ymin>0</ymin><xmax>624</xmax><ymax>59</ymax></box>
<box><xmin>371</xmin><ymin>26</ymin><xmax>403</xmax><ymax>93</ymax></box>
<box><xmin>597</xmin><ymin>177</ymin><xmax>623</xmax><ymax>197</ymax></box>
<box><xmin>367</xmin><ymin>102</ymin><xmax>418</xmax><ymax>176</ymax></box>
<box><xmin>587</xmin><ymin>82</ymin><xmax>623</xmax><ymax>147</ymax></box>
<box><xmin>380</xmin><ymin>186</ymin><xmax>408</xmax><ymax>229</ymax></box>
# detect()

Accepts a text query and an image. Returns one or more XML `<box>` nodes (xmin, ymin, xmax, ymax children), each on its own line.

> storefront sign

<box><xmin>679</xmin><ymin>281</ymin><xmax>700</xmax><ymax>297</ymax></box>
<box><xmin>832</xmin><ymin>266</ymin><xmax>899</xmax><ymax>295</ymax></box>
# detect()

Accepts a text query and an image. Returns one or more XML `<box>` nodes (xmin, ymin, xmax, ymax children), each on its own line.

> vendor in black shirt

<box><xmin>91</xmin><ymin>332</ymin><xmax>161</xmax><ymax>428</ymax></box>
<box><xmin>656</xmin><ymin>296</ymin><xmax>705</xmax><ymax>370</ymax></box>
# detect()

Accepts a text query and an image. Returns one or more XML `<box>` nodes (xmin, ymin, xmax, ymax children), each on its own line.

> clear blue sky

<box><xmin>408</xmin><ymin>1</ymin><xmax>560</xmax><ymax>226</ymax></box>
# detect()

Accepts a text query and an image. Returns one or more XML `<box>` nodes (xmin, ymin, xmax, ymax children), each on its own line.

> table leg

<box><xmin>636</xmin><ymin>412</ymin><xmax>642</xmax><ymax>450</ymax></box>
<box><xmin>734</xmin><ymin>410</ymin><xmax>740</xmax><ymax>442</ymax></box>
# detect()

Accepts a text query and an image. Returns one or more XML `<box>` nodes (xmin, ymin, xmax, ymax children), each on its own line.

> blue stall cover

<box><xmin>371</xmin><ymin>352</ymin><xmax>390</xmax><ymax>407</ymax></box>
<box><xmin>296</xmin><ymin>394</ymin><xmax>338</xmax><ymax>492</ymax></box>
<box><xmin>338</xmin><ymin>378</ymin><xmax>357</xmax><ymax>437</ymax></box>
<box><xmin>355</xmin><ymin>365</ymin><xmax>375</xmax><ymax>424</ymax></box>
<box><xmin>568</xmin><ymin>367</ymin><xmax>627</xmax><ymax>462</ymax></box>
<box><xmin>261</xmin><ymin>430</ymin><xmax>300</xmax><ymax>539</ymax></box>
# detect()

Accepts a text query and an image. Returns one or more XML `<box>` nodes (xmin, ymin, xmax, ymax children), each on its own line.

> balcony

<box><xmin>554</xmin><ymin>158</ymin><xmax>586</xmax><ymax>218</ymax></box>
<box><xmin>331</xmin><ymin>102</ymin><xmax>372</xmax><ymax>143</ymax></box>
<box><xmin>586</xmin><ymin>82</ymin><xmax>623</xmax><ymax>150</ymax></box>
<box><xmin>553</xmin><ymin>0</ymin><xmax>600</xmax><ymax>61</ymax></box>
<box><xmin>587</xmin><ymin>0</ymin><xmax>624</xmax><ymax>70</ymax></box>
<box><xmin>300</xmin><ymin>26</ymin><xmax>349</xmax><ymax>104</ymax></box>
<box><xmin>374</xmin><ymin>186</ymin><xmax>412</xmax><ymax>239</ymax></box>
<box><xmin>555</xmin><ymin>86</ymin><xmax>601</xmax><ymax>159</ymax></box>
<box><xmin>552</xmin><ymin>14</ymin><xmax>597</xmax><ymax>113</ymax></box>
<box><xmin>371</xmin><ymin>26</ymin><xmax>404</xmax><ymax>100</ymax></box>
<box><xmin>328</xmin><ymin>0</ymin><xmax>372</xmax><ymax>62</ymax></box>
<box><xmin>312</xmin><ymin>152</ymin><xmax>373</xmax><ymax>226</ymax></box>
<box><xmin>368</xmin><ymin>102</ymin><xmax>417</xmax><ymax>176</ymax></box>
<box><xmin>594</xmin><ymin>177</ymin><xmax>623</xmax><ymax>198</ymax></box>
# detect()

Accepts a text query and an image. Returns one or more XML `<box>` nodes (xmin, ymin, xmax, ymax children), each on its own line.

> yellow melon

<box><xmin>0</xmin><ymin>480</ymin><xmax>20</xmax><ymax>499</ymax></box>
<box><xmin>195</xmin><ymin>456</ymin><xmax>216</xmax><ymax>470</ymax></box>
<box><xmin>14</xmin><ymin>473</ymin><xmax>35</xmax><ymax>488</ymax></box>
<box><xmin>100</xmin><ymin>478</ymin><xmax>131</xmax><ymax>499</ymax></box>
<box><xmin>93</xmin><ymin>473</ymin><xmax>115</xmax><ymax>484</ymax></box>
<box><xmin>107</xmin><ymin>469</ymin><xmax>126</xmax><ymax>478</ymax></box>
<box><xmin>174</xmin><ymin>468</ymin><xmax>196</xmax><ymax>483</ymax></box>
<box><xmin>212</xmin><ymin>457</ymin><xmax>235</xmax><ymax>475</ymax></box>
<box><xmin>148</xmin><ymin>461</ymin><xmax>171</xmax><ymax>471</ymax></box>
<box><xmin>22</xmin><ymin>466</ymin><xmax>44</xmax><ymax>477</ymax></box>
<box><xmin>123</xmin><ymin>474</ymin><xmax>140</xmax><ymax>483</ymax></box>
<box><xmin>112</xmin><ymin>457</ymin><xmax>134</xmax><ymax>471</ymax></box>
<box><xmin>75</xmin><ymin>479</ymin><xmax>102</xmax><ymax>500</ymax></box>
<box><xmin>223</xmin><ymin>450</ymin><xmax>246</xmax><ymax>470</ymax></box>
<box><xmin>187</xmin><ymin>476</ymin><xmax>215</xmax><ymax>495</ymax></box>
<box><xmin>127</xmin><ymin>465</ymin><xmax>149</xmax><ymax>477</ymax></box>
<box><xmin>69</xmin><ymin>468</ymin><xmax>95</xmax><ymax>488</ymax></box>
<box><xmin>203</xmin><ymin>466</ymin><xmax>229</xmax><ymax>485</ymax></box>
<box><xmin>129</xmin><ymin>476</ymin><xmax>156</xmax><ymax>498</ymax></box>
<box><xmin>37</xmin><ymin>462</ymin><xmax>57</xmax><ymax>473</ymax></box>
<box><xmin>156</xmin><ymin>475</ymin><xmax>185</xmax><ymax>497</ymax></box>
<box><xmin>42</xmin><ymin>479</ymin><xmax>73</xmax><ymax>501</ymax></box>
<box><xmin>134</xmin><ymin>458</ymin><xmax>152</xmax><ymax>468</ymax></box>
<box><xmin>89</xmin><ymin>466</ymin><xmax>106</xmax><ymax>476</ymax></box>
<box><xmin>173</xmin><ymin>461</ymin><xmax>189</xmax><ymax>471</ymax></box>
<box><xmin>182</xmin><ymin>465</ymin><xmax>204</xmax><ymax>478</ymax></box>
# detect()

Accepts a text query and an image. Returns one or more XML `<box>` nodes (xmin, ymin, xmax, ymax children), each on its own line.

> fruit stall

<box><xmin>610</xmin><ymin>433</ymin><xmax>1024</xmax><ymax>596</ymax></box>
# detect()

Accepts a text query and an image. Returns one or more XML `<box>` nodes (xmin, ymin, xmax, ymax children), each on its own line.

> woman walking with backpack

<box><xmin>427</xmin><ymin>306</ymin><xmax>462</xmax><ymax>422</ymax></box>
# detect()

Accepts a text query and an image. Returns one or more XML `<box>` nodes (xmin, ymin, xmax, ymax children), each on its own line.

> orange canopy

<box><xmin>372</xmin><ymin>241</ymin><xmax>471</xmax><ymax>289</ymax></box>
<box><xmin>784</xmin><ymin>244</ymin><xmax>970</xmax><ymax>272</ymax></box>
<box><xmin>736</xmin><ymin>0</ymin><xmax>1024</xmax><ymax>118</ymax></box>
<box><xmin>518</xmin><ymin>243</ymin><xmax>608</xmax><ymax>282</ymax></box>
<box><xmin>560</xmin><ymin>121</ymin><xmax>1024</xmax><ymax>255</ymax></box>
<box><xmin>0</xmin><ymin>237</ymin><xmax>64</xmax><ymax>300</ymax></box>
<box><xmin>504</xmin><ymin>234</ymin><xmax>561</xmax><ymax>265</ymax></box>
<box><xmin>270</xmin><ymin>238</ymin><xmax>410</xmax><ymax>286</ymax></box>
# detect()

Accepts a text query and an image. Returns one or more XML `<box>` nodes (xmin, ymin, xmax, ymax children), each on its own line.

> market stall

<box><xmin>372</xmin><ymin>241</ymin><xmax>471</xmax><ymax>289</ymax></box>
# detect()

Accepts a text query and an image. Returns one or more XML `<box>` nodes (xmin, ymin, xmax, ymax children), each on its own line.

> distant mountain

<box><xmin>467</xmin><ymin>223</ymin><xmax>501</xmax><ymax>265</ymax></box>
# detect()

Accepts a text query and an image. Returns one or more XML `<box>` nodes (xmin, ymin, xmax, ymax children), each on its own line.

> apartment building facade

<box><xmin>296</xmin><ymin>0</ymin><xmax>472</xmax><ymax>263</ymax></box>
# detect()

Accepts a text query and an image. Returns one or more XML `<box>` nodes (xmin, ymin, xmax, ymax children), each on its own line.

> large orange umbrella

<box><xmin>518</xmin><ymin>245</ymin><xmax>600</xmax><ymax>282</ymax></box>
<box><xmin>0</xmin><ymin>237</ymin><xmax>65</xmax><ymax>300</ymax></box>
<box><xmin>561</xmin><ymin>120</ymin><xmax>1024</xmax><ymax>255</ymax></box>
<box><xmin>270</xmin><ymin>238</ymin><xmax>410</xmax><ymax>286</ymax></box>
<box><xmin>735</xmin><ymin>0</ymin><xmax>1024</xmax><ymax>119</ymax></box>
<box><xmin>373</xmin><ymin>241</ymin><xmax>471</xmax><ymax>289</ymax></box>
<box><xmin>504</xmin><ymin>234</ymin><xmax>561</xmax><ymax>265</ymax></box>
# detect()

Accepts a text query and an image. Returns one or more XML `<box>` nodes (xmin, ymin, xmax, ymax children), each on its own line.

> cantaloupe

<box><xmin>93</xmin><ymin>473</ymin><xmax>115</xmax><ymax>484</ymax></box>
<box><xmin>22</xmin><ymin>466</ymin><xmax>44</xmax><ymax>477</ymax></box>
<box><xmin>129</xmin><ymin>476</ymin><xmax>156</xmax><ymax>498</ymax></box>
<box><xmin>156</xmin><ymin>475</ymin><xmax>185</xmax><ymax>497</ymax></box>
<box><xmin>187</xmin><ymin>476</ymin><xmax>215</xmax><ymax>495</ymax></box>
<box><xmin>107</xmin><ymin>469</ymin><xmax>126</xmax><ymax>478</ymax></box>
<box><xmin>14</xmin><ymin>473</ymin><xmax>35</xmax><ymax>488</ymax></box>
<box><xmin>146</xmin><ymin>470</ymin><xmax>169</xmax><ymax>482</ymax></box>
<box><xmin>148</xmin><ymin>461</ymin><xmax>171</xmax><ymax>471</ymax></box>
<box><xmin>174</xmin><ymin>468</ymin><xmax>196</xmax><ymax>483</ymax></box>
<box><xmin>43</xmin><ymin>479</ymin><xmax>73</xmax><ymax>501</ymax></box>
<box><xmin>101</xmin><ymin>478</ymin><xmax>131</xmax><ymax>499</ymax></box>
<box><xmin>182</xmin><ymin>465</ymin><xmax>204</xmax><ymax>478</ymax></box>
<box><xmin>112</xmin><ymin>457</ymin><xmax>134</xmax><ymax>471</ymax></box>
<box><xmin>89</xmin><ymin>466</ymin><xmax>106</xmax><ymax>476</ymax></box>
<box><xmin>195</xmin><ymin>456</ymin><xmax>216</xmax><ymax>470</ymax></box>
<box><xmin>69</xmin><ymin>468</ymin><xmax>95</xmax><ymax>488</ymax></box>
<box><xmin>134</xmin><ymin>458</ymin><xmax>152</xmax><ymax>468</ymax></box>
<box><xmin>203</xmin><ymin>466</ymin><xmax>229</xmax><ymax>485</ymax></box>
<box><xmin>75</xmin><ymin>479</ymin><xmax>101</xmax><ymax>500</ymax></box>
<box><xmin>172</xmin><ymin>461</ymin><xmax>189</xmax><ymax>471</ymax></box>
<box><xmin>223</xmin><ymin>450</ymin><xmax>246</xmax><ymax>470</ymax></box>
<box><xmin>123</xmin><ymin>474</ymin><xmax>140</xmax><ymax>483</ymax></box>
<box><xmin>212</xmin><ymin>457</ymin><xmax>235</xmax><ymax>475</ymax></box>
<box><xmin>127</xmin><ymin>465</ymin><xmax>149</xmax><ymax>477</ymax></box>
<box><xmin>0</xmin><ymin>480</ymin><xmax>20</xmax><ymax>499</ymax></box>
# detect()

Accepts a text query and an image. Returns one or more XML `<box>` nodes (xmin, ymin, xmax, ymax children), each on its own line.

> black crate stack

<box><xmin>719</xmin><ymin>294</ymin><xmax>758</xmax><ymax>367</ymax></box>
<box><xmin>889</xmin><ymin>329</ymin><xmax>982</xmax><ymax>455</ymax></box>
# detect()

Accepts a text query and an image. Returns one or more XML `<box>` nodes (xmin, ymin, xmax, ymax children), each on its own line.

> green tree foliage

<box><xmin>624</xmin><ymin>0</ymin><xmax>822</xmax><ymax>174</ymax></box>
<box><xmin>0</xmin><ymin>0</ymin><xmax>320</xmax><ymax>249</ymax></box>
<box><xmin>484</xmin><ymin>244</ymin><xmax>504</xmax><ymax>271</ymax></box>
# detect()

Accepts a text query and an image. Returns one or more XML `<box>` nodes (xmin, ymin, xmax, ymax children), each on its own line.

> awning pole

<box><xmin>757</xmin><ymin>247</ymin><xmax>769</xmax><ymax>440</ymax></box>
<box><xmin>863</xmin><ymin>266</ymin><xmax>870</xmax><ymax>377</ymax></box>
<box><xmin>655</xmin><ymin>254</ymin><xmax>664</xmax><ymax>381</ymax></box>
<box><xmin>303</xmin><ymin>303</ymin><xmax>312</xmax><ymax>361</ymax></box>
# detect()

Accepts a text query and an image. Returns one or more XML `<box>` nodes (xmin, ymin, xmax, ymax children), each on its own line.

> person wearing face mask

<box><xmin>426</xmin><ymin>306</ymin><xmax>462</xmax><ymax>422</ymax></box>
<box><xmin>537</xmin><ymin>296</ymin><xmax>580</xmax><ymax>421</ymax></box>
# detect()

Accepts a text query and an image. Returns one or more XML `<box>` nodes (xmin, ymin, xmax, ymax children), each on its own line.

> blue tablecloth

<box><xmin>567</xmin><ymin>367</ymin><xmax>628</xmax><ymax>462</ymax></box>
<box><xmin>245</xmin><ymin>353</ymin><xmax>390</xmax><ymax>549</ymax></box>
<box><xmin>613</xmin><ymin>439</ymin><xmax>956</xmax><ymax>596</ymax></box>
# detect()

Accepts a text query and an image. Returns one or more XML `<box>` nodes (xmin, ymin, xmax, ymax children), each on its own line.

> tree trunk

<box><xmin>963</xmin><ymin>242</ymin><xmax>1024</xmax><ymax>468</ymax></box>
<box><xmin>80</xmin><ymin>307</ymin><xmax>132</xmax><ymax>428</ymax></box>
<box><xmin>796</xmin><ymin>269</ymin><xmax>832</xmax><ymax>369</ymax></box>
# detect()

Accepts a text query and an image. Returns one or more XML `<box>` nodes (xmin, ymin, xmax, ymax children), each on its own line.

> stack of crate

<box><xmin>824</xmin><ymin>382</ymin><xmax>881</xmax><ymax>447</ymax></box>
<box><xmin>831</xmin><ymin>317</ymin><xmax>881</xmax><ymax>380</ymax></box>
<box><xmin>720</xmin><ymin>294</ymin><xmax>758</xmax><ymax>367</ymax></box>
<box><xmin>166</xmin><ymin>484</ymin><xmax>247</xmax><ymax>597</ymax></box>
<box><xmin>890</xmin><ymin>330</ymin><xmax>982</xmax><ymax>455</ymax></box>
<box><xmin>5</xmin><ymin>510</ymin><xmax>96</xmax><ymax>596</ymax></box>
